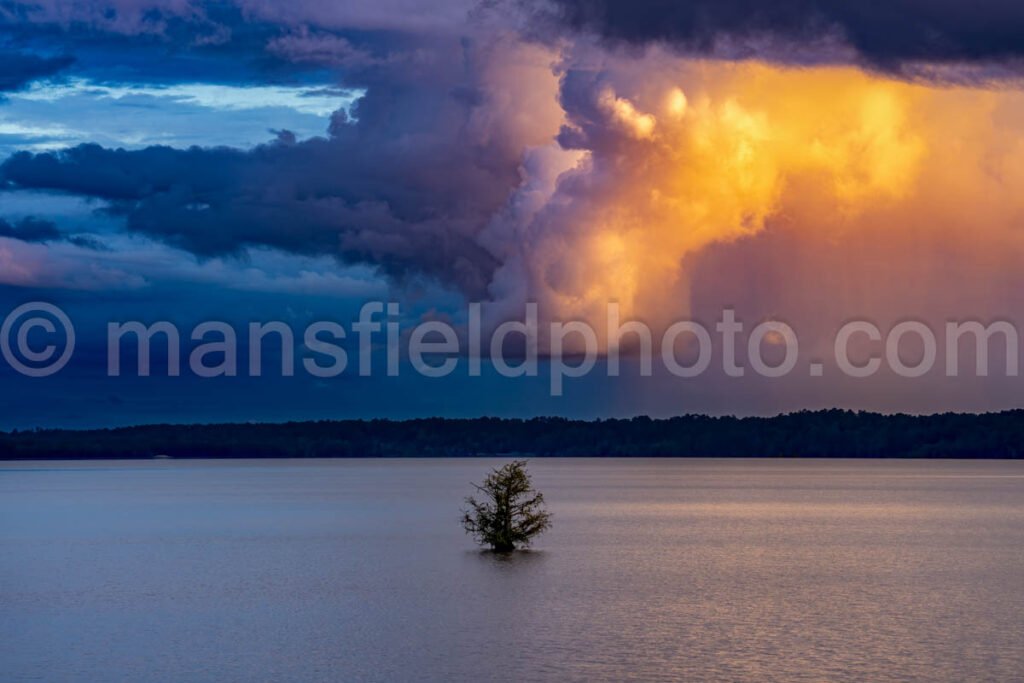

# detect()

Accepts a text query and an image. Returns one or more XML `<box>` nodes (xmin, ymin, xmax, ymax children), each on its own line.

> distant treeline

<box><xmin>2</xmin><ymin>410</ymin><xmax>1024</xmax><ymax>459</ymax></box>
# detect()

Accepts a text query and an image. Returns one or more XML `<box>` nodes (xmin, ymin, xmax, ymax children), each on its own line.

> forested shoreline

<box><xmin>2</xmin><ymin>410</ymin><xmax>1023</xmax><ymax>459</ymax></box>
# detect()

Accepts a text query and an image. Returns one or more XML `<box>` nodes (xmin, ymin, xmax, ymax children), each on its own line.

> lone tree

<box><xmin>462</xmin><ymin>460</ymin><xmax>552</xmax><ymax>552</ymax></box>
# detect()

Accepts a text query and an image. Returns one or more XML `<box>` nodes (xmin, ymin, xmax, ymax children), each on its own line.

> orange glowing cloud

<box><xmin>480</xmin><ymin>51</ymin><xmax>1024</xmax><ymax>349</ymax></box>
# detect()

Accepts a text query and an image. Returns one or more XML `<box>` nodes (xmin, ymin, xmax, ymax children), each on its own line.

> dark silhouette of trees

<box><xmin>2</xmin><ymin>410</ymin><xmax>1024</xmax><ymax>459</ymax></box>
<box><xmin>462</xmin><ymin>461</ymin><xmax>552</xmax><ymax>552</ymax></box>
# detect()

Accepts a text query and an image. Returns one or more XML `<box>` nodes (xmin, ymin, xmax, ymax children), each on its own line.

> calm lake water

<box><xmin>2</xmin><ymin>458</ymin><xmax>1023</xmax><ymax>682</ymax></box>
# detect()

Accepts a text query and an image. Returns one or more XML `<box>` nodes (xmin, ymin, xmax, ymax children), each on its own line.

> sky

<box><xmin>1</xmin><ymin>0</ymin><xmax>1024</xmax><ymax>428</ymax></box>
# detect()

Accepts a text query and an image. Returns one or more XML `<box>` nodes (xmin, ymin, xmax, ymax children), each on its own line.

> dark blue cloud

<box><xmin>0</xmin><ymin>51</ymin><xmax>73</xmax><ymax>90</ymax></box>
<box><xmin>0</xmin><ymin>215</ymin><xmax>108</xmax><ymax>249</ymax></box>
<box><xmin>0</xmin><ymin>215</ymin><xmax>60</xmax><ymax>241</ymax></box>
<box><xmin>543</xmin><ymin>0</ymin><xmax>1024</xmax><ymax>70</ymax></box>
<box><xmin>0</xmin><ymin>0</ymin><xmax>435</xmax><ymax>87</ymax></box>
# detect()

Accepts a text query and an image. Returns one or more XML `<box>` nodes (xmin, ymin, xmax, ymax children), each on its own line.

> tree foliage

<box><xmin>462</xmin><ymin>461</ymin><xmax>552</xmax><ymax>552</ymax></box>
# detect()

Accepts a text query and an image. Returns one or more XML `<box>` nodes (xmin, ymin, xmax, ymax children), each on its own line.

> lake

<box><xmin>2</xmin><ymin>459</ymin><xmax>1023</xmax><ymax>682</ymax></box>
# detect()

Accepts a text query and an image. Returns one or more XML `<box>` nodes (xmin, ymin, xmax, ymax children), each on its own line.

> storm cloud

<box><xmin>0</xmin><ymin>27</ymin><xmax>564</xmax><ymax>297</ymax></box>
<box><xmin>541</xmin><ymin>0</ymin><xmax>1024</xmax><ymax>72</ymax></box>
<box><xmin>3</xmin><ymin>0</ymin><xmax>1024</xmax><ymax>423</ymax></box>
